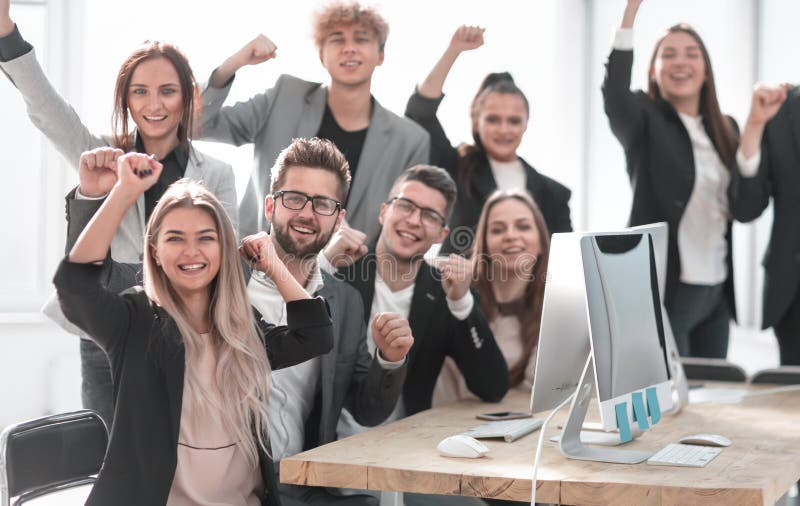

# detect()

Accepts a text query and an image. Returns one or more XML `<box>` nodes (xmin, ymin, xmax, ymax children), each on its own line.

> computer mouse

<box><xmin>437</xmin><ymin>435</ymin><xmax>489</xmax><ymax>458</ymax></box>
<box><xmin>679</xmin><ymin>434</ymin><xmax>732</xmax><ymax>447</ymax></box>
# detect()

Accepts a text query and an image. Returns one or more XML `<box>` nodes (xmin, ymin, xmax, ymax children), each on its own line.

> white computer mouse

<box><xmin>437</xmin><ymin>435</ymin><xmax>489</xmax><ymax>458</ymax></box>
<box><xmin>679</xmin><ymin>434</ymin><xmax>732</xmax><ymax>447</ymax></box>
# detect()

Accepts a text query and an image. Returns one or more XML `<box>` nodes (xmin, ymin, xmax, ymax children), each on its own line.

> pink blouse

<box><xmin>167</xmin><ymin>335</ymin><xmax>263</xmax><ymax>506</ymax></box>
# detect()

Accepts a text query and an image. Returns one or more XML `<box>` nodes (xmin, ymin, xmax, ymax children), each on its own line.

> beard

<box><xmin>272</xmin><ymin>217</ymin><xmax>334</xmax><ymax>260</ymax></box>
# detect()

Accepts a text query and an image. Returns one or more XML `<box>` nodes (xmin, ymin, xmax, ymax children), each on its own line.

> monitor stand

<box><xmin>559</xmin><ymin>355</ymin><xmax>653</xmax><ymax>464</ymax></box>
<box><xmin>661</xmin><ymin>312</ymin><xmax>690</xmax><ymax>415</ymax></box>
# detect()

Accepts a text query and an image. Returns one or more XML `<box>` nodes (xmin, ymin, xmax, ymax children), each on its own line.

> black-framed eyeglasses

<box><xmin>273</xmin><ymin>190</ymin><xmax>342</xmax><ymax>216</ymax></box>
<box><xmin>387</xmin><ymin>196</ymin><xmax>447</xmax><ymax>228</ymax></box>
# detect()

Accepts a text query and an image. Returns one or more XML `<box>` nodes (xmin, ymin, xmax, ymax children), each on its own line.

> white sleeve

<box><xmin>75</xmin><ymin>187</ymin><xmax>107</xmax><ymax>200</ymax></box>
<box><xmin>612</xmin><ymin>28</ymin><xmax>634</xmax><ymax>51</ymax></box>
<box><xmin>317</xmin><ymin>252</ymin><xmax>337</xmax><ymax>275</ymax></box>
<box><xmin>446</xmin><ymin>291</ymin><xmax>474</xmax><ymax>321</ymax></box>
<box><xmin>736</xmin><ymin>148</ymin><xmax>761</xmax><ymax>178</ymax></box>
<box><xmin>375</xmin><ymin>349</ymin><xmax>406</xmax><ymax>370</ymax></box>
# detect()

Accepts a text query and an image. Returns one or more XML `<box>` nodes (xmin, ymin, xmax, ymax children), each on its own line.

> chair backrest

<box><xmin>680</xmin><ymin>357</ymin><xmax>748</xmax><ymax>382</ymax></box>
<box><xmin>750</xmin><ymin>366</ymin><xmax>800</xmax><ymax>385</ymax></box>
<box><xmin>0</xmin><ymin>410</ymin><xmax>107</xmax><ymax>505</ymax></box>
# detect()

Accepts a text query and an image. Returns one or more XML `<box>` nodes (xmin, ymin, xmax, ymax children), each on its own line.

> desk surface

<box><xmin>281</xmin><ymin>385</ymin><xmax>800</xmax><ymax>506</ymax></box>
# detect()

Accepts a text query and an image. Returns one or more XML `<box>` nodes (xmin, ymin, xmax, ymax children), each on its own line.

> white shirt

<box><xmin>336</xmin><ymin>270</ymin><xmax>475</xmax><ymax>439</ymax></box>
<box><xmin>676</xmin><ymin>112</ymin><xmax>730</xmax><ymax>285</ymax></box>
<box><xmin>488</xmin><ymin>157</ymin><xmax>526</xmax><ymax>191</ymax></box>
<box><xmin>246</xmin><ymin>267</ymin><xmax>324</xmax><ymax>462</ymax></box>
<box><xmin>613</xmin><ymin>29</ymin><xmax>730</xmax><ymax>286</ymax></box>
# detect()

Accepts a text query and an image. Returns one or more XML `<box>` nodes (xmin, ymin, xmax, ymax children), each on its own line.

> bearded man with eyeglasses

<box><xmin>239</xmin><ymin>137</ymin><xmax>412</xmax><ymax>506</ymax></box>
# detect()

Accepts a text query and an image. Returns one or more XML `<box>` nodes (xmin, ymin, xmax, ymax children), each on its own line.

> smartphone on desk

<box><xmin>476</xmin><ymin>411</ymin><xmax>532</xmax><ymax>421</ymax></box>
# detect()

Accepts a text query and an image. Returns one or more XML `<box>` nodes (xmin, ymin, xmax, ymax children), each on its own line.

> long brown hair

<box><xmin>112</xmin><ymin>41</ymin><xmax>199</xmax><ymax>153</ymax></box>
<box><xmin>472</xmin><ymin>189</ymin><xmax>549</xmax><ymax>387</ymax></box>
<box><xmin>647</xmin><ymin>24</ymin><xmax>738</xmax><ymax>168</ymax></box>
<box><xmin>457</xmin><ymin>72</ymin><xmax>530</xmax><ymax>198</ymax></box>
<box><xmin>143</xmin><ymin>180</ymin><xmax>271</xmax><ymax>466</ymax></box>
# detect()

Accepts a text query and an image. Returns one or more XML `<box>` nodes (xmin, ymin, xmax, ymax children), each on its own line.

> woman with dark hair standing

<box><xmin>56</xmin><ymin>152</ymin><xmax>332</xmax><ymax>505</ymax></box>
<box><xmin>602</xmin><ymin>0</ymin><xmax>781</xmax><ymax>358</ymax></box>
<box><xmin>0</xmin><ymin>1</ymin><xmax>237</xmax><ymax>427</ymax></box>
<box><xmin>0</xmin><ymin>4</ymin><xmax>238</xmax><ymax>252</ymax></box>
<box><xmin>405</xmin><ymin>26</ymin><xmax>571</xmax><ymax>254</ymax></box>
<box><xmin>434</xmin><ymin>189</ymin><xmax>549</xmax><ymax>404</ymax></box>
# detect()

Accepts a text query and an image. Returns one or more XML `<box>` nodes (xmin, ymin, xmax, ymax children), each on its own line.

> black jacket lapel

<box><xmin>407</xmin><ymin>265</ymin><xmax>440</xmax><ymax>358</ymax></box>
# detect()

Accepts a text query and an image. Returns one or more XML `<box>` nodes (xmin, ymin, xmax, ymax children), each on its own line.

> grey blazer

<box><xmin>199</xmin><ymin>73</ymin><xmax>430</xmax><ymax>244</ymax></box>
<box><xmin>0</xmin><ymin>49</ymin><xmax>239</xmax><ymax>263</ymax></box>
<box><xmin>308</xmin><ymin>272</ymin><xmax>406</xmax><ymax>450</ymax></box>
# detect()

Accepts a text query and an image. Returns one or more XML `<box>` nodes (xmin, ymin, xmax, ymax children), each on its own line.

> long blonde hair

<box><xmin>142</xmin><ymin>179</ymin><xmax>270</xmax><ymax>466</ymax></box>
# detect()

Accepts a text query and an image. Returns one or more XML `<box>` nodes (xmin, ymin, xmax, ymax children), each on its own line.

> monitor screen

<box><xmin>582</xmin><ymin>234</ymin><xmax>669</xmax><ymax>398</ymax></box>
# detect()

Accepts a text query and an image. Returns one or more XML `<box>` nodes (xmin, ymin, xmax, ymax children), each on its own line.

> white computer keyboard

<box><xmin>462</xmin><ymin>418</ymin><xmax>544</xmax><ymax>442</ymax></box>
<box><xmin>646</xmin><ymin>443</ymin><xmax>722</xmax><ymax>467</ymax></box>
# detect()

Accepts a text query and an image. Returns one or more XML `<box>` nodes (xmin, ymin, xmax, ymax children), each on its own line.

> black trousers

<box><xmin>774</xmin><ymin>284</ymin><xmax>800</xmax><ymax>365</ymax></box>
<box><xmin>79</xmin><ymin>338</ymin><xmax>114</xmax><ymax>427</ymax></box>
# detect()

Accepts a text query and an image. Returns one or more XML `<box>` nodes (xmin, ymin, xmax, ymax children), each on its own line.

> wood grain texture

<box><xmin>280</xmin><ymin>384</ymin><xmax>800</xmax><ymax>505</ymax></box>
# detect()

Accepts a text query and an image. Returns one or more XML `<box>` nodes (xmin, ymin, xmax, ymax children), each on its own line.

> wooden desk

<box><xmin>281</xmin><ymin>386</ymin><xmax>800</xmax><ymax>505</ymax></box>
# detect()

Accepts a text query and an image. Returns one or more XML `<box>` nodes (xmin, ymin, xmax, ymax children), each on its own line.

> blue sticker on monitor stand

<box><xmin>614</xmin><ymin>402</ymin><xmax>632</xmax><ymax>443</ymax></box>
<box><xmin>631</xmin><ymin>391</ymin><xmax>650</xmax><ymax>431</ymax></box>
<box><xmin>646</xmin><ymin>387</ymin><xmax>661</xmax><ymax>424</ymax></box>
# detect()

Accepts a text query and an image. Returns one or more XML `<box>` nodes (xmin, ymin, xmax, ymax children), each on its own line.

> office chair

<box><xmin>0</xmin><ymin>410</ymin><xmax>107</xmax><ymax>505</ymax></box>
<box><xmin>680</xmin><ymin>357</ymin><xmax>748</xmax><ymax>382</ymax></box>
<box><xmin>751</xmin><ymin>366</ymin><xmax>800</xmax><ymax>385</ymax></box>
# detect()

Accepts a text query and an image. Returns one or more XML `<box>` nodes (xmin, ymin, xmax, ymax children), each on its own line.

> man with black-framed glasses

<box><xmin>240</xmin><ymin>137</ymin><xmax>412</xmax><ymax>506</ymax></box>
<box><xmin>323</xmin><ymin>166</ymin><xmax>509</xmax><ymax>468</ymax></box>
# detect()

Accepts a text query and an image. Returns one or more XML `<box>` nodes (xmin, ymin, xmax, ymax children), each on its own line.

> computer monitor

<box><xmin>626</xmin><ymin>223</ymin><xmax>688</xmax><ymax>413</ymax></box>
<box><xmin>530</xmin><ymin>227</ymin><xmax>674</xmax><ymax>464</ymax></box>
<box><xmin>581</xmin><ymin>233</ymin><xmax>672</xmax><ymax>431</ymax></box>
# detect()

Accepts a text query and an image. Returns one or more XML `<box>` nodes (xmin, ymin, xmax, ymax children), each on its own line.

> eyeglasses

<box><xmin>387</xmin><ymin>197</ymin><xmax>446</xmax><ymax>228</ymax></box>
<box><xmin>273</xmin><ymin>190</ymin><xmax>342</xmax><ymax>216</ymax></box>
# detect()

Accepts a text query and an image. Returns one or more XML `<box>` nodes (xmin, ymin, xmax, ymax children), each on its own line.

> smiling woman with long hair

<box><xmin>601</xmin><ymin>0</ymin><xmax>763</xmax><ymax>359</ymax></box>
<box><xmin>0</xmin><ymin>3</ymin><xmax>239</xmax><ymax>428</ymax></box>
<box><xmin>434</xmin><ymin>189</ymin><xmax>549</xmax><ymax>406</ymax></box>
<box><xmin>53</xmin><ymin>151</ymin><xmax>332</xmax><ymax>505</ymax></box>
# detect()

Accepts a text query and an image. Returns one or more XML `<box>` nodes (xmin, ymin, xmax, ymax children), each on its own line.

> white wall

<box><xmin>0</xmin><ymin>0</ymin><xmax>795</xmax><ymax>426</ymax></box>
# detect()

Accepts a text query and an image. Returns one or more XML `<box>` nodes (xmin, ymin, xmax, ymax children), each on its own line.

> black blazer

<box><xmin>54</xmin><ymin>259</ymin><xmax>333</xmax><ymax>506</ymax></box>
<box><xmin>405</xmin><ymin>90</ymin><xmax>572</xmax><ymax>254</ymax></box>
<box><xmin>337</xmin><ymin>254</ymin><xmax>509</xmax><ymax>415</ymax></box>
<box><xmin>730</xmin><ymin>86</ymin><xmax>800</xmax><ymax>328</ymax></box>
<box><xmin>602</xmin><ymin>48</ymin><xmax>738</xmax><ymax>316</ymax></box>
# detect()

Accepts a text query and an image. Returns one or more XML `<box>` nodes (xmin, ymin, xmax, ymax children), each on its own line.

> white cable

<box><xmin>530</xmin><ymin>392</ymin><xmax>576</xmax><ymax>506</ymax></box>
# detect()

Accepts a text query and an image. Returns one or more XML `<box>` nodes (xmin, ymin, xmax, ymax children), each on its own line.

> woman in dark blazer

<box><xmin>404</xmin><ymin>25</ymin><xmax>572</xmax><ymax>254</ymax></box>
<box><xmin>54</xmin><ymin>151</ymin><xmax>332</xmax><ymax>506</ymax></box>
<box><xmin>1</xmin><ymin>7</ymin><xmax>239</xmax><ymax>430</ymax></box>
<box><xmin>602</xmin><ymin>0</ymin><xmax>752</xmax><ymax>358</ymax></box>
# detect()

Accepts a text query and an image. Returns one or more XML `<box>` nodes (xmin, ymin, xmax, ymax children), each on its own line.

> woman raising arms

<box><xmin>0</xmin><ymin>0</ymin><xmax>238</xmax><ymax>258</ymax></box>
<box><xmin>55</xmin><ymin>151</ymin><xmax>332</xmax><ymax>505</ymax></box>
<box><xmin>405</xmin><ymin>25</ymin><xmax>571</xmax><ymax>253</ymax></box>
<box><xmin>1</xmin><ymin>0</ymin><xmax>238</xmax><ymax>426</ymax></box>
<box><xmin>601</xmin><ymin>0</ymin><xmax>783</xmax><ymax>357</ymax></box>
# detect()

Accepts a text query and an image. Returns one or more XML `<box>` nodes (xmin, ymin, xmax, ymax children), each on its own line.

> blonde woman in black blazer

<box><xmin>602</xmin><ymin>0</ymin><xmax>754</xmax><ymax>358</ymax></box>
<box><xmin>55</xmin><ymin>150</ymin><xmax>333</xmax><ymax>506</ymax></box>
